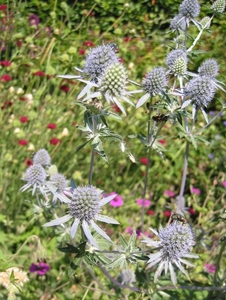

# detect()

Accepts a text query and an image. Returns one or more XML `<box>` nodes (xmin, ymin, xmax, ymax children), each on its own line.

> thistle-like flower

<box><xmin>166</xmin><ymin>50</ymin><xmax>188</xmax><ymax>76</ymax></box>
<box><xmin>46</xmin><ymin>173</ymin><xmax>69</xmax><ymax>204</ymax></box>
<box><xmin>198</xmin><ymin>59</ymin><xmax>219</xmax><ymax>78</ymax></box>
<box><xmin>33</xmin><ymin>149</ymin><xmax>51</xmax><ymax>166</ymax></box>
<box><xmin>199</xmin><ymin>16</ymin><xmax>211</xmax><ymax>29</ymax></box>
<box><xmin>179</xmin><ymin>0</ymin><xmax>200</xmax><ymax>18</ymax></box>
<box><xmin>170</xmin><ymin>14</ymin><xmax>187</xmax><ymax>32</ymax></box>
<box><xmin>184</xmin><ymin>76</ymin><xmax>216</xmax><ymax>107</ymax></box>
<box><xmin>21</xmin><ymin>164</ymin><xmax>46</xmax><ymax>194</ymax></box>
<box><xmin>83</xmin><ymin>44</ymin><xmax>119</xmax><ymax>83</ymax></box>
<box><xmin>50</xmin><ymin>173</ymin><xmax>68</xmax><ymax>193</ymax></box>
<box><xmin>83</xmin><ymin>62</ymin><xmax>135</xmax><ymax>115</ymax></box>
<box><xmin>142</xmin><ymin>223</ymin><xmax>198</xmax><ymax>285</ymax></box>
<box><xmin>57</xmin><ymin>44</ymin><xmax>137</xmax><ymax>114</ymax></box>
<box><xmin>136</xmin><ymin>67</ymin><xmax>168</xmax><ymax>108</ymax></box>
<box><xmin>210</xmin><ymin>0</ymin><xmax>226</xmax><ymax>13</ymax></box>
<box><xmin>43</xmin><ymin>185</ymin><xmax>120</xmax><ymax>248</ymax></box>
<box><xmin>57</xmin><ymin>43</ymin><xmax>119</xmax><ymax>100</ymax></box>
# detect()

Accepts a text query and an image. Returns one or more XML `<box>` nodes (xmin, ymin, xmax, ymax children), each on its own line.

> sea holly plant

<box><xmin>19</xmin><ymin>0</ymin><xmax>226</xmax><ymax>297</ymax></box>
<box><xmin>133</xmin><ymin>0</ymin><xmax>226</xmax><ymax>230</ymax></box>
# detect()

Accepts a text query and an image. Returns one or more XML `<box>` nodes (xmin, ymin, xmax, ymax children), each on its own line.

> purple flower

<box><xmin>222</xmin><ymin>181</ymin><xmax>226</xmax><ymax>188</ymax></box>
<box><xmin>136</xmin><ymin>198</ymin><xmax>151</xmax><ymax>207</ymax></box>
<box><xmin>29</xmin><ymin>262</ymin><xmax>50</xmax><ymax>275</ymax></box>
<box><xmin>208</xmin><ymin>153</ymin><xmax>214</xmax><ymax>160</ymax></box>
<box><xmin>29</xmin><ymin>14</ymin><xmax>39</xmax><ymax>27</ymax></box>
<box><xmin>204</xmin><ymin>264</ymin><xmax>216</xmax><ymax>274</ymax></box>
<box><xmin>109</xmin><ymin>192</ymin><xmax>123</xmax><ymax>207</ymax></box>
<box><xmin>209</xmin><ymin>111</ymin><xmax>216</xmax><ymax>115</ymax></box>
<box><xmin>164</xmin><ymin>190</ymin><xmax>175</xmax><ymax>197</ymax></box>
<box><xmin>125</xmin><ymin>227</ymin><xmax>142</xmax><ymax>237</ymax></box>
<box><xmin>223</xmin><ymin>120</ymin><xmax>226</xmax><ymax>126</ymax></box>
<box><xmin>191</xmin><ymin>187</ymin><xmax>201</xmax><ymax>195</ymax></box>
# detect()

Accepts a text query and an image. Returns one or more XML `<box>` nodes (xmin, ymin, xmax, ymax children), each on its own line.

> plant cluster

<box><xmin>0</xmin><ymin>0</ymin><xmax>226</xmax><ymax>299</ymax></box>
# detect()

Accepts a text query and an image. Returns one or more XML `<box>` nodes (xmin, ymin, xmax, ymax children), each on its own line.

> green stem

<box><xmin>177</xmin><ymin>141</ymin><xmax>189</xmax><ymax>212</ymax></box>
<box><xmin>10</xmin><ymin>235</ymin><xmax>41</xmax><ymax>262</ymax></box>
<box><xmin>187</xmin><ymin>16</ymin><xmax>213</xmax><ymax>53</ymax></box>
<box><xmin>214</xmin><ymin>241</ymin><xmax>226</xmax><ymax>286</ymax></box>
<box><xmin>88</xmin><ymin>116</ymin><xmax>96</xmax><ymax>185</ymax></box>
<box><xmin>176</xmin><ymin>76</ymin><xmax>189</xmax><ymax>212</ymax></box>
<box><xmin>141</xmin><ymin>101</ymin><xmax>153</xmax><ymax>232</ymax></box>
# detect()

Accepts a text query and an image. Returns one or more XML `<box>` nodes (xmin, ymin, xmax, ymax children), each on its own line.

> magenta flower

<box><xmin>29</xmin><ymin>262</ymin><xmax>50</xmax><ymax>276</ymax></box>
<box><xmin>163</xmin><ymin>210</ymin><xmax>171</xmax><ymax>217</ymax></box>
<box><xmin>125</xmin><ymin>227</ymin><xmax>142</xmax><ymax>237</ymax></box>
<box><xmin>125</xmin><ymin>227</ymin><xmax>133</xmax><ymax>235</ymax></box>
<box><xmin>28</xmin><ymin>14</ymin><xmax>40</xmax><ymax>27</ymax></box>
<box><xmin>222</xmin><ymin>181</ymin><xmax>226</xmax><ymax>188</ymax></box>
<box><xmin>204</xmin><ymin>264</ymin><xmax>216</xmax><ymax>274</ymax></box>
<box><xmin>191</xmin><ymin>187</ymin><xmax>201</xmax><ymax>195</ymax></box>
<box><xmin>140</xmin><ymin>157</ymin><xmax>148</xmax><ymax>165</ymax></box>
<box><xmin>136</xmin><ymin>198</ymin><xmax>151</xmax><ymax>207</ymax></box>
<box><xmin>188</xmin><ymin>207</ymin><xmax>197</xmax><ymax>215</ymax></box>
<box><xmin>109</xmin><ymin>192</ymin><xmax>123</xmax><ymax>207</ymax></box>
<box><xmin>164</xmin><ymin>190</ymin><xmax>175</xmax><ymax>197</ymax></box>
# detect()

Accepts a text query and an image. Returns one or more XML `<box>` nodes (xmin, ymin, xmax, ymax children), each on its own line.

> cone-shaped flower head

<box><xmin>166</xmin><ymin>50</ymin><xmax>188</xmax><ymax>76</ymax></box>
<box><xmin>199</xmin><ymin>16</ymin><xmax>211</xmax><ymax>29</ymax></box>
<box><xmin>24</xmin><ymin>164</ymin><xmax>46</xmax><ymax>186</ymax></box>
<box><xmin>142</xmin><ymin>67</ymin><xmax>168</xmax><ymax>96</ymax></box>
<box><xmin>99</xmin><ymin>62</ymin><xmax>127</xmax><ymax>100</ymax></box>
<box><xmin>33</xmin><ymin>149</ymin><xmax>51</xmax><ymax>166</ymax></box>
<box><xmin>179</xmin><ymin>0</ymin><xmax>200</xmax><ymax>18</ymax></box>
<box><xmin>50</xmin><ymin>173</ymin><xmax>68</xmax><ymax>193</ymax></box>
<box><xmin>83</xmin><ymin>44</ymin><xmax>119</xmax><ymax>83</ymax></box>
<box><xmin>142</xmin><ymin>223</ymin><xmax>198</xmax><ymax>285</ymax></box>
<box><xmin>84</xmin><ymin>62</ymin><xmax>134</xmax><ymax>115</ymax></box>
<box><xmin>184</xmin><ymin>76</ymin><xmax>216</xmax><ymax>107</ymax></box>
<box><xmin>211</xmin><ymin>0</ymin><xmax>226</xmax><ymax>13</ymax></box>
<box><xmin>70</xmin><ymin>185</ymin><xmax>102</xmax><ymax>222</ymax></box>
<box><xmin>43</xmin><ymin>185</ymin><xmax>120</xmax><ymax>248</ymax></box>
<box><xmin>198</xmin><ymin>59</ymin><xmax>219</xmax><ymax>78</ymax></box>
<box><xmin>170</xmin><ymin>14</ymin><xmax>187</xmax><ymax>31</ymax></box>
<box><xmin>136</xmin><ymin>67</ymin><xmax>168</xmax><ymax>109</ymax></box>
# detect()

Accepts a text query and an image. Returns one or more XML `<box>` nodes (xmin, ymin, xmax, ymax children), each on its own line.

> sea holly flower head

<box><xmin>198</xmin><ymin>59</ymin><xmax>219</xmax><ymax>78</ymax></box>
<box><xmin>82</xmin><ymin>43</ymin><xmax>119</xmax><ymax>83</ymax></box>
<box><xmin>199</xmin><ymin>16</ymin><xmax>211</xmax><ymax>29</ymax></box>
<box><xmin>166</xmin><ymin>49</ymin><xmax>188</xmax><ymax>76</ymax></box>
<box><xmin>170</xmin><ymin>14</ymin><xmax>187</xmax><ymax>32</ymax></box>
<box><xmin>21</xmin><ymin>164</ymin><xmax>47</xmax><ymax>194</ymax></box>
<box><xmin>43</xmin><ymin>185</ymin><xmax>120</xmax><ymax>248</ymax></box>
<box><xmin>179</xmin><ymin>0</ymin><xmax>200</xmax><ymax>18</ymax></box>
<box><xmin>83</xmin><ymin>62</ymin><xmax>135</xmax><ymax>115</ymax></box>
<box><xmin>33</xmin><ymin>149</ymin><xmax>51</xmax><ymax>166</ymax></box>
<box><xmin>184</xmin><ymin>76</ymin><xmax>216</xmax><ymax>107</ymax></box>
<box><xmin>210</xmin><ymin>0</ymin><xmax>226</xmax><ymax>13</ymax></box>
<box><xmin>49</xmin><ymin>173</ymin><xmax>68</xmax><ymax>193</ymax></box>
<box><xmin>136</xmin><ymin>67</ymin><xmax>168</xmax><ymax>108</ymax></box>
<box><xmin>142</xmin><ymin>223</ymin><xmax>198</xmax><ymax>285</ymax></box>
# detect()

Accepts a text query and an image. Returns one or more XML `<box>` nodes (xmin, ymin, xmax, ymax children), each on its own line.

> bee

<box><xmin>108</xmin><ymin>42</ymin><xmax>119</xmax><ymax>53</ymax></box>
<box><xmin>152</xmin><ymin>114</ymin><xmax>168</xmax><ymax>123</ymax></box>
<box><xmin>171</xmin><ymin>212</ymin><xmax>187</xmax><ymax>225</ymax></box>
<box><xmin>92</xmin><ymin>98</ymin><xmax>103</xmax><ymax>110</ymax></box>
